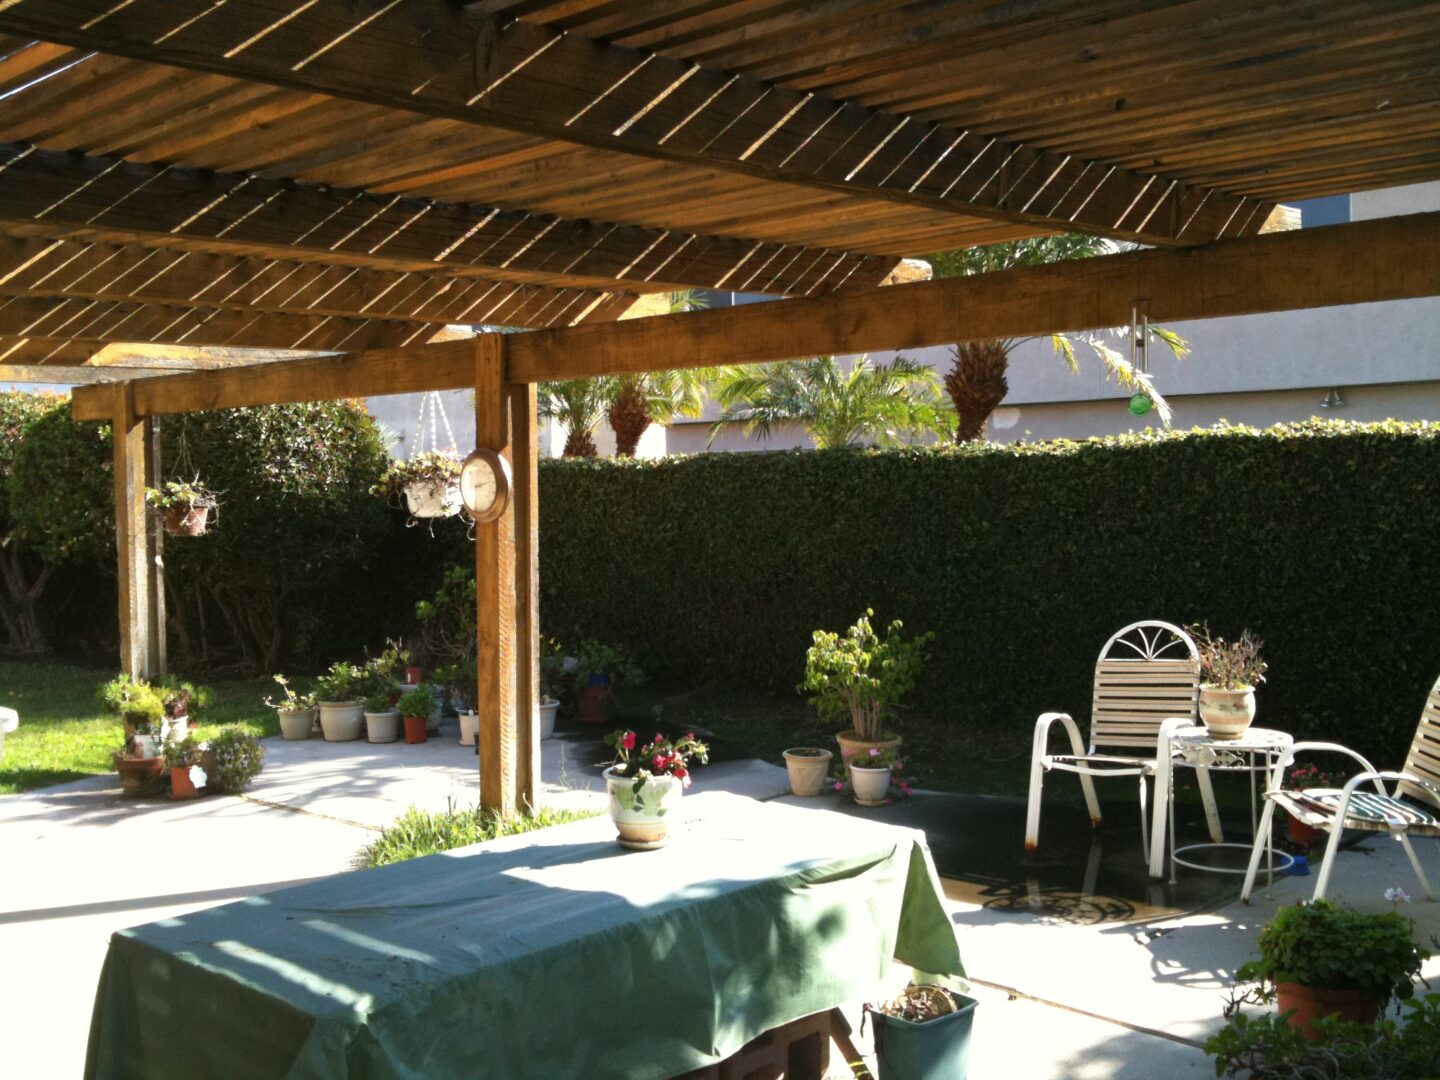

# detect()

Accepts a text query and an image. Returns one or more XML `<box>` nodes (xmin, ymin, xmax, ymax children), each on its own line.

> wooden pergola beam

<box><xmin>0</xmin><ymin>144</ymin><xmax>890</xmax><ymax>297</ymax></box>
<box><xmin>0</xmin><ymin>364</ymin><xmax>176</xmax><ymax>384</ymax></box>
<box><xmin>0</xmin><ymin>236</ymin><xmax>630</xmax><ymax>328</ymax></box>
<box><xmin>0</xmin><ymin>0</ymin><xmax>1267</xmax><ymax>247</ymax></box>
<box><xmin>69</xmin><ymin>211</ymin><xmax>1440</xmax><ymax>421</ymax></box>
<box><xmin>0</xmin><ymin>293</ymin><xmax>428</xmax><ymax>352</ymax></box>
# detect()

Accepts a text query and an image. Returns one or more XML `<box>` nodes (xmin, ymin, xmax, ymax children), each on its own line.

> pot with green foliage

<box><xmin>100</xmin><ymin>676</ymin><xmax>165</xmax><ymax>756</ymax></box>
<box><xmin>315</xmin><ymin>662</ymin><xmax>365</xmax><ymax>741</ymax></box>
<box><xmin>265</xmin><ymin>675</ymin><xmax>315</xmax><ymax>740</ymax></box>
<box><xmin>164</xmin><ymin>734</ymin><xmax>208</xmax><ymax>800</ymax></box>
<box><xmin>1189</xmin><ymin>624</ymin><xmax>1268</xmax><ymax>740</ymax></box>
<box><xmin>603</xmin><ymin>729</ymin><xmax>708</xmax><ymax>849</ymax></box>
<box><xmin>360</xmin><ymin>647</ymin><xmax>406</xmax><ymax>743</ymax></box>
<box><xmin>866</xmin><ymin>984</ymin><xmax>979</xmax><ymax>1080</ymax></box>
<box><xmin>782</xmin><ymin>747</ymin><xmax>833</xmax><ymax>797</ymax></box>
<box><xmin>538</xmin><ymin>640</ymin><xmax>566</xmax><ymax>738</ymax></box>
<box><xmin>206</xmin><ymin>727</ymin><xmax>265</xmax><ymax>794</ymax></box>
<box><xmin>801</xmin><ymin>609</ymin><xmax>932</xmax><ymax>765</ymax></box>
<box><xmin>399</xmin><ymin>685</ymin><xmax>435</xmax><ymax>745</ymax></box>
<box><xmin>375</xmin><ymin>451</ymin><xmax>461</xmax><ymax>519</ymax></box>
<box><xmin>146</xmin><ymin>479</ymin><xmax>219</xmax><ymax>537</ymax></box>
<box><xmin>573</xmin><ymin>642</ymin><xmax>643</xmax><ymax>726</ymax></box>
<box><xmin>363</xmin><ymin>693</ymin><xmax>401</xmax><ymax>744</ymax></box>
<box><xmin>848</xmin><ymin>743</ymin><xmax>903</xmax><ymax>807</ymax></box>
<box><xmin>1235</xmin><ymin>899</ymin><xmax>1429</xmax><ymax>1039</ymax></box>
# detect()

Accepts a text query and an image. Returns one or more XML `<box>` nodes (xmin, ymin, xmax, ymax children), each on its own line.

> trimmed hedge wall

<box><xmin>538</xmin><ymin>420</ymin><xmax>1440</xmax><ymax>761</ymax></box>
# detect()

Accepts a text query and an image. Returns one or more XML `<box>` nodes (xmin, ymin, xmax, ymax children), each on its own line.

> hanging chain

<box><xmin>410</xmin><ymin>390</ymin><xmax>458</xmax><ymax>459</ymax></box>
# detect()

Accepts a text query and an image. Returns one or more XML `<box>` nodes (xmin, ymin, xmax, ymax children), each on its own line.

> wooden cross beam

<box><xmin>0</xmin><ymin>0</ymin><xmax>1269</xmax><ymax>247</ymax></box>
<box><xmin>67</xmin><ymin>211</ymin><xmax>1440</xmax><ymax>421</ymax></box>
<box><xmin>0</xmin><ymin>144</ymin><xmax>891</xmax><ymax>296</ymax></box>
<box><xmin>0</xmin><ymin>293</ymin><xmax>427</xmax><ymax>351</ymax></box>
<box><xmin>0</xmin><ymin>236</ymin><xmax>634</xmax><ymax>328</ymax></box>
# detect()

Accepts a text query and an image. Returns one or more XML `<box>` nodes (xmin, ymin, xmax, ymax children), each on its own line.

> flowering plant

<box><xmin>845</xmin><ymin>744</ymin><xmax>903</xmax><ymax>771</ymax></box>
<box><xmin>1282</xmin><ymin>763</ymin><xmax>1340</xmax><ymax>791</ymax></box>
<box><xmin>605</xmin><ymin>729</ymin><xmax>709</xmax><ymax>788</ymax></box>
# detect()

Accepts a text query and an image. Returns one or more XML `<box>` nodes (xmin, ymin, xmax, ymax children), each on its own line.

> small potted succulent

<box><xmin>800</xmin><ymin>609</ymin><xmax>931</xmax><ymax>764</ymax></box>
<box><xmin>205</xmin><ymin>727</ymin><xmax>265</xmax><ymax>794</ymax></box>
<box><xmin>314</xmin><ymin>661</ymin><xmax>366</xmax><ymax>741</ymax></box>
<box><xmin>163</xmin><ymin>733</ymin><xmax>208</xmax><ymax>801</ymax></box>
<box><xmin>1279</xmin><ymin>763</ymin><xmax>1342</xmax><ymax>847</ymax></box>
<box><xmin>1234</xmin><ymin>899</ymin><xmax>1430</xmax><ymax>1038</ymax></box>
<box><xmin>602</xmin><ymin>729</ymin><xmax>709</xmax><ymax>849</ymax></box>
<box><xmin>782</xmin><ymin>747</ymin><xmax>833</xmax><ymax>797</ymax></box>
<box><xmin>265</xmin><ymin>675</ymin><xmax>316</xmax><ymax>741</ymax></box>
<box><xmin>398</xmin><ymin>684</ymin><xmax>436</xmax><ymax>745</ymax></box>
<box><xmin>866</xmin><ymin>984</ymin><xmax>979</xmax><ymax>1080</ymax></box>
<box><xmin>145</xmin><ymin>479</ymin><xmax>220</xmax><ymax>537</ymax></box>
<box><xmin>374</xmin><ymin>451</ymin><xmax>461</xmax><ymax>519</ymax></box>
<box><xmin>573</xmin><ymin>641</ymin><xmax>643</xmax><ymax>726</ymax></box>
<box><xmin>1188</xmin><ymin>623</ymin><xmax>1268</xmax><ymax>740</ymax></box>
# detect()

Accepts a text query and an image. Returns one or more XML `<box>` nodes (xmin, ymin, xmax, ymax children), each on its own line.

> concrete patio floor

<box><xmin>3</xmin><ymin>722</ymin><xmax>1437</xmax><ymax>1079</ymax></box>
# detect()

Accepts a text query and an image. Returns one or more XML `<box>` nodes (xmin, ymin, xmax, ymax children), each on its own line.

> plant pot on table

<box><xmin>318</xmin><ymin>700</ymin><xmax>365</xmax><ymax>742</ymax></box>
<box><xmin>1198</xmin><ymin>685</ymin><xmax>1257</xmax><ymax>740</ymax></box>
<box><xmin>605</xmin><ymin>768</ymin><xmax>683</xmax><ymax>850</ymax></box>
<box><xmin>783</xmin><ymin>747</ymin><xmax>833</xmax><ymax>797</ymax></box>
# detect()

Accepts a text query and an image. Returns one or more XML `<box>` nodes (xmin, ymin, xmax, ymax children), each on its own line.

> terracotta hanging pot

<box><xmin>164</xmin><ymin>505</ymin><xmax>212</xmax><ymax>537</ymax></box>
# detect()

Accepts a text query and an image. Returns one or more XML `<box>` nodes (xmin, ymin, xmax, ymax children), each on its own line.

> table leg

<box><xmin>1196</xmin><ymin>767</ymin><xmax>1224</xmax><ymax>843</ymax></box>
<box><xmin>1147</xmin><ymin>724</ymin><xmax>1176</xmax><ymax>877</ymax></box>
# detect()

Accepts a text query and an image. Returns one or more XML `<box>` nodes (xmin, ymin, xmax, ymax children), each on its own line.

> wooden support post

<box><xmin>111</xmin><ymin>382</ymin><xmax>160</xmax><ymax>678</ymax></box>
<box><xmin>475</xmin><ymin>336</ymin><xmax>517</xmax><ymax>816</ymax></box>
<box><xmin>508</xmin><ymin>381</ymin><xmax>540</xmax><ymax>811</ymax></box>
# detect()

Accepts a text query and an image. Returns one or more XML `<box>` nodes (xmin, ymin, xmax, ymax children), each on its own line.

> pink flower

<box><xmin>621</xmin><ymin>731</ymin><xmax>636</xmax><ymax>751</ymax></box>
<box><xmin>684</xmin><ymin>733</ymin><xmax>695</xmax><ymax>742</ymax></box>
<box><xmin>652</xmin><ymin>754</ymin><xmax>668</xmax><ymax>772</ymax></box>
<box><xmin>868</xmin><ymin>747</ymin><xmax>880</xmax><ymax>757</ymax></box>
<box><xmin>833</xmin><ymin>781</ymin><xmax>844</xmax><ymax>791</ymax></box>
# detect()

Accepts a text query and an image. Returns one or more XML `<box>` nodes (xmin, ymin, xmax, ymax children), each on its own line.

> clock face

<box><xmin>460</xmin><ymin>449</ymin><xmax>511</xmax><ymax>523</ymax></box>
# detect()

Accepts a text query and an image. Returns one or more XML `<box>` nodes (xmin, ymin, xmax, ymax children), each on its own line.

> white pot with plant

<box><xmin>315</xmin><ymin>661</ymin><xmax>365</xmax><ymax>742</ymax></box>
<box><xmin>358</xmin><ymin>647</ymin><xmax>407</xmax><ymax>744</ymax></box>
<box><xmin>1189</xmin><ymin>624</ymin><xmax>1268</xmax><ymax>740</ymax></box>
<box><xmin>848</xmin><ymin>743</ymin><xmax>903</xmax><ymax>807</ymax></box>
<box><xmin>363</xmin><ymin>693</ymin><xmax>401</xmax><ymax>743</ymax></box>
<box><xmin>602</xmin><ymin>729</ymin><xmax>709</xmax><ymax>849</ymax></box>
<box><xmin>801</xmin><ymin>608</ymin><xmax>933</xmax><ymax>766</ymax></box>
<box><xmin>145</xmin><ymin>479</ymin><xmax>219</xmax><ymax>537</ymax></box>
<box><xmin>374</xmin><ymin>451</ymin><xmax>461</xmax><ymax>520</ymax></box>
<box><xmin>265</xmin><ymin>675</ymin><xmax>316</xmax><ymax>740</ymax></box>
<box><xmin>539</xmin><ymin>640</ymin><xmax>566</xmax><ymax>739</ymax></box>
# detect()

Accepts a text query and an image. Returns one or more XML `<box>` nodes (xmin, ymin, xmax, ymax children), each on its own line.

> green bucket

<box><xmin>871</xmin><ymin>991</ymin><xmax>978</xmax><ymax>1080</ymax></box>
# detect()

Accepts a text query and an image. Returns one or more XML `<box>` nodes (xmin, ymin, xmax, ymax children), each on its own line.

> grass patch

<box><xmin>0</xmin><ymin>658</ymin><xmax>277</xmax><ymax>795</ymax></box>
<box><xmin>365</xmin><ymin>804</ymin><xmax>600</xmax><ymax>867</ymax></box>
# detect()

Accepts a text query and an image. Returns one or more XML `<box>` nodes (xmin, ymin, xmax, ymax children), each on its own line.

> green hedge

<box><xmin>538</xmin><ymin>420</ymin><xmax>1440</xmax><ymax>761</ymax></box>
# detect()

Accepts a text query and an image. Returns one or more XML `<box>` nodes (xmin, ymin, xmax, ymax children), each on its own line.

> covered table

<box><xmin>84</xmin><ymin>792</ymin><xmax>963</xmax><ymax>1080</ymax></box>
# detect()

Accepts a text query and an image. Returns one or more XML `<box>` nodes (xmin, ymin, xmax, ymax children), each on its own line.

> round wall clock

<box><xmin>458</xmin><ymin>448</ymin><xmax>512</xmax><ymax>524</ymax></box>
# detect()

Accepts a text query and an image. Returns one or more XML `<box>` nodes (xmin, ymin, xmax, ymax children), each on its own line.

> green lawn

<box><xmin>0</xmin><ymin>658</ymin><xmax>278</xmax><ymax>794</ymax></box>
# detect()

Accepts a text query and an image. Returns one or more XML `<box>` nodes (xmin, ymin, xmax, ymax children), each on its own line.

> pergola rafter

<box><xmin>0</xmin><ymin>0</ymin><xmax>1270</xmax><ymax>247</ymax></box>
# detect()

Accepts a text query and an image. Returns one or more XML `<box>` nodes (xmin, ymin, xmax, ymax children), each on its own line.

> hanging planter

<box><xmin>374</xmin><ymin>451</ymin><xmax>462</xmax><ymax>522</ymax></box>
<box><xmin>145</xmin><ymin>480</ymin><xmax>220</xmax><ymax>538</ymax></box>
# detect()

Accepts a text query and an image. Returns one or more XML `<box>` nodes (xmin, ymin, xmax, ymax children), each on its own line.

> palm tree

<box><xmin>710</xmin><ymin>354</ymin><xmax>951</xmax><ymax>449</ymax></box>
<box><xmin>605</xmin><ymin>290</ymin><xmax>713</xmax><ymax>457</ymax></box>
<box><xmin>538</xmin><ymin>377</ymin><xmax>610</xmax><ymax>458</ymax></box>
<box><xmin>931</xmin><ymin>236</ymin><xmax>1188</xmax><ymax>441</ymax></box>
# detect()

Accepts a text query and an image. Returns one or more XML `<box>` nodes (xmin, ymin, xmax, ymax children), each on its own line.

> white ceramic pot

<box><xmin>318</xmin><ymin>700</ymin><xmax>365</xmax><ymax>742</ymax></box>
<box><xmin>538</xmin><ymin>699</ymin><xmax>559</xmax><ymax>739</ymax></box>
<box><xmin>1198</xmin><ymin>685</ymin><xmax>1257</xmax><ymax>740</ymax></box>
<box><xmin>783</xmin><ymin>748</ymin><xmax>834</xmax><ymax>797</ymax></box>
<box><xmin>404</xmin><ymin>478</ymin><xmax>461</xmax><ymax>519</ymax></box>
<box><xmin>365</xmin><ymin>709</ymin><xmax>400</xmax><ymax>744</ymax></box>
<box><xmin>605</xmin><ymin>767</ymin><xmax>683</xmax><ymax>849</ymax></box>
<box><xmin>849</xmin><ymin>764</ymin><xmax>893</xmax><ymax>807</ymax></box>
<box><xmin>161</xmin><ymin>714</ymin><xmax>190</xmax><ymax>743</ymax></box>
<box><xmin>458</xmin><ymin>711</ymin><xmax>479</xmax><ymax>746</ymax></box>
<box><xmin>277</xmin><ymin>707</ymin><xmax>314</xmax><ymax>741</ymax></box>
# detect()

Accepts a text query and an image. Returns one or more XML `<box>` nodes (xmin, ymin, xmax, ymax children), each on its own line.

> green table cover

<box><xmin>84</xmin><ymin>792</ymin><xmax>963</xmax><ymax>1080</ymax></box>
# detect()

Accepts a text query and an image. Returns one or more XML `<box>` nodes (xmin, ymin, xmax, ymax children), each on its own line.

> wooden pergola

<box><xmin>1</xmin><ymin>1</ymin><xmax>1436</xmax><ymax>814</ymax></box>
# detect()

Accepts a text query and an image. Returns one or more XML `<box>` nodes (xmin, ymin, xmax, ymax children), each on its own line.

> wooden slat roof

<box><xmin>0</xmin><ymin>0</ymin><xmax>1435</xmax><ymax>376</ymax></box>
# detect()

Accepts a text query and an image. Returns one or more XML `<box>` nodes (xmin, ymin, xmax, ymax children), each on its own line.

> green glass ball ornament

<box><xmin>1127</xmin><ymin>392</ymin><xmax>1153</xmax><ymax>416</ymax></box>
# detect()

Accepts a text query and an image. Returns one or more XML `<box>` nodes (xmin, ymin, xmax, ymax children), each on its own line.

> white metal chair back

<box><xmin>1089</xmin><ymin>621</ymin><xmax>1200</xmax><ymax>754</ymax></box>
<box><xmin>1397</xmin><ymin>672</ymin><xmax>1440</xmax><ymax>813</ymax></box>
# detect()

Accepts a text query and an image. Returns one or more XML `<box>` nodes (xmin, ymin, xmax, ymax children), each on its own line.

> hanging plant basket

<box><xmin>164</xmin><ymin>504</ymin><xmax>212</xmax><ymax>537</ymax></box>
<box><xmin>147</xmin><ymin>480</ymin><xmax>219</xmax><ymax>538</ymax></box>
<box><xmin>403</xmin><ymin>477</ymin><xmax>462</xmax><ymax>519</ymax></box>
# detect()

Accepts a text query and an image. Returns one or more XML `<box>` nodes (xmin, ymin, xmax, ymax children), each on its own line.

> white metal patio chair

<box><xmin>1025</xmin><ymin>620</ymin><xmax>1206</xmax><ymax>852</ymax></box>
<box><xmin>1242</xmin><ymin>671</ymin><xmax>1440</xmax><ymax>902</ymax></box>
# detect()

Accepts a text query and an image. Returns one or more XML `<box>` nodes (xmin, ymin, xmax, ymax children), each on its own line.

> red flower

<box><xmin>673</xmin><ymin>765</ymin><xmax>687</xmax><ymax>779</ymax></box>
<box><xmin>621</xmin><ymin>731</ymin><xmax>636</xmax><ymax>751</ymax></box>
<box><xmin>652</xmin><ymin>754</ymin><xmax>668</xmax><ymax>772</ymax></box>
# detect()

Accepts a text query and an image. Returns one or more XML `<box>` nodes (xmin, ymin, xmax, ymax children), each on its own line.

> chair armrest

<box><xmin>1264</xmin><ymin>741</ymin><xmax>1381</xmax><ymax>790</ymax></box>
<box><xmin>1032</xmin><ymin>711</ymin><xmax>1085</xmax><ymax>764</ymax></box>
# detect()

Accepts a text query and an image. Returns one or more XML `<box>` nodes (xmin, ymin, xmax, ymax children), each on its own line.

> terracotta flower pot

<box><xmin>114</xmin><ymin>754</ymin><xmax>165</xmax><ymax>797</ymax></box>
<box><xmin>576</xmin><ymin>683</ymin><xmax>614</xmax><ymax>725</ymax></box>
<box><xmin>164</xmin><ymin>505</ymin><xmax>211</xmax><ymax>537</ymax></box>
<box><xmin>403</xmin><ymin>715</ymin><xmax>429</xmax><ymax>744</ymax></box>
<box><xmin>170</xmin><ymin>765</ymin><xmax>203</xmax><ymax>800</ymax></box>
<box><xmin>1287</xmin><ymin>816</ymin><xmax>1320</xmax><ymax>847</ymax></box>
<box><xmin>783</xmin><ymin>748</ymin><xmax>833</xmax><ymax>797</ymax></box>
<box><xmin>1275</xmin><ymin>982</ymin><xmax>1382</xmax><ymax>1039</ymax></box>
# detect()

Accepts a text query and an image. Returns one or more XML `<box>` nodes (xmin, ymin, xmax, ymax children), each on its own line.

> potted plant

<box><xmin>433</xmin><ymin>659</ymin><xmax>478</xmax><ymax>745</ymax></box>
<box><xmin>363</xmin><ymin>691</ymin><xmax>401</xmax><ymax>744</ymax></box>
<box><xmin>360</xmin><ymin>647</ymin><xmax>405</xmax><ymax>743</ymax></box>
<box><xmin>314</xmin><ymin>661</ymin><xmax>366</xmax><ymax>741</ymax></box>
<box><xmin>99</xmin><ymin>675</ymin><xmax>165</xmax><ymax>756</ymax></box>
<box><xmin>398</xmin><ymin>684</ymin><xmax>435</xmax><ymax>744</ymax></box>
<box><xmin>1235</xmin><ymin>899</ymin><xmax>1430</xmax><ymax>1039</ymax></box>
<box><xmin>145</xmin><ymin>479</ymin><xmax>219</xmax><ymax>537</ymax></box>
<box><xmin>112</xmin><ymin>738</ymin><xmax>166</xmax><ymax>796</ymax></box>
<box><xmin>1279</xmin><ymin>763</ymin><xmax>1341</xmax><ymax>847</ymax></box>
<box><xmin>847</xmin><ymin>743</ymin><xmax>904</xmax><ymax>807</ymax></box>
<box><xmin>800</xmin><ymin>609</ymin><xmax>932</xmax><ymax>764</ymax></box>
<box><xmin>374</xmin><ymin>451</ymin><xmax>461</xmax><ymax>519</ymax></box>
<box><xmin>782</xmin><ymin>747</ymin><xmax>833</xmax><ymax>797</ymax></box>
<box><xmin>265</xmin><ymin>675</ymin><xmax>316</xmax><ymax>740</ymax></box>
<box><xmin>1189</xmin><ymin>623</ymin><xmax>1267</xmax><ymax>740</ymax></box>
<box><xmin>163</xmin><ymin>733</ymin><xmax>208</xmax><ymax>801</ymax></box>
<box><xmin>602</xmin><ymin>729</ymin><xmax>708</xmax><ymax>849</ymax></box>
<box><xmin>205</xmin><ymin>727</ymin><xmax>266</xmax><ymax>794</ymax></box>
<box><xmin>539</xmin><ymin>639</ymin><xmax>566</xmax><ymax>739</ymax></box>
<box><xmin>573</xmin><ymin>641</ymin><xmax>643</xmax><ymax>726</ymax></box>
<box><xmin>866</xmin><ymin>984</ymin><xmax>979</xmax><ymax>1080</ymax></box>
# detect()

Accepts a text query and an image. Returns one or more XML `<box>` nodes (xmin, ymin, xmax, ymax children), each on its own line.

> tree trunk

<box><xmin>563</xmin><ymin>427</ymin><xmax>598</xmax><ymax>458</ymax></box>
<box><xmin>0</xmin><ymin>543</ymin><xmax>50</xmax><ymax>654</ymax></box>
<box><xmin>606</xmin><ymin>380</ymin><xmax>651</xmax><ymax>457</ymax></box>
<box><xmin>944</xmin><ymin>340</ymin><xmax>1011</xmax><ymax>443</ymax></box>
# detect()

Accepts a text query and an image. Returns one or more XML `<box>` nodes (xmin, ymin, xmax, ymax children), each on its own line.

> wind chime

<box><xmin>1127</xmin><ymin>306</ymin><xmax>1154</xmax><ymax>417</ymax></box>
